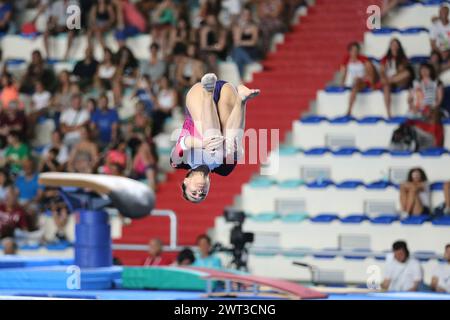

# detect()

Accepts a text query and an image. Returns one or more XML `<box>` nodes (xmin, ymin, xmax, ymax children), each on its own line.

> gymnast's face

<box><xmin>183</xmin><ymin>171</ymin><xmax>210</xmax><ymax>203</ymax></box>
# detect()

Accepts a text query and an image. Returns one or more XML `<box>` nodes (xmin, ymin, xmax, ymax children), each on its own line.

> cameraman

<box><xmin>192</xmin><ymin>234</ymin><xmax>222</xmax><ymax>269</ymax></box>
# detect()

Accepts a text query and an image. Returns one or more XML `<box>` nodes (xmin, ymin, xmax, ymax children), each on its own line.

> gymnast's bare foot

<box><xmin>237</xmin><ymin>85</ymin><xmax>260</xmax><ymax>103</ymax></box>
<box><xmin>201</xmin><ymin>73</ymin><xmax>217</xmax><ymax>93</ymax></box>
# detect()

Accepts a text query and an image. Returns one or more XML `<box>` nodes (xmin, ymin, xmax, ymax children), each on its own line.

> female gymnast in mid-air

<box><xmin>170</xmin><ymin>73</ymin><xmax>260</xmax><ymax>203</ymax></box>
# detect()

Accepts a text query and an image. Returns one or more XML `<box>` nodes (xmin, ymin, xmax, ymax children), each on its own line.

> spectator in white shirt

<box><xmin>430</xmin><ymin>5</ymin><xmax>450</xmax><ymax>59</ymax></box>
<box><xmin>28</xmin><ymin>80</ymin><xmax>51</xmax><ymax>134</ymax></box>
<box><xmin>60</xmin><ymin>93</ymin><xmax>90</xmax><ymax>148</ymax></box>
<box><xmin>381</xmin><ymin>241</ymin><xmax>423</xmax><ymax>292</ymax></box>
<box><xmin>431</xmin><ymin>244</ymin><xmax>450</xmax><ymax>293</ymax></box>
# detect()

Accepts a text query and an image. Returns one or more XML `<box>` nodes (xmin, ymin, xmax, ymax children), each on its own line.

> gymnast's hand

<box><xmin>202</xmin><ymin>135</ymin><xmax>225</xmax><ymax>152</ymax></box>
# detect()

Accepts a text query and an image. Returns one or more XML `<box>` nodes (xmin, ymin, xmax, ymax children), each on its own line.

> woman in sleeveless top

<box><xmin>152</xmin><ymin>76</ymin><xmax>178</xmax><ymax>136</ymax></box>
<box><xmin>170</xmin><ymin>73</ymin><xmax>260</xmax><ymax>203</ymax></box>
<box><xmin>88</xmin><ymin>0</ymin><xmax>116</xmax><ymax>48</ymax></box>
<box><xmin>199</xmin><ymin>14</ymin><xmax>228</xmax><ymax>74</ymax></box>
<box><xmin>94</xmin><ymin>48</ymin><xmax>117</xmax><ymax>91</ymax></box>
<box><xmin>67</xmin><ymin>126</ymin><xmax>99</xmax><ymax>174</ymax></box>
<box><xmin>231</xmin><ymin>8</ymin><xmax>261</xmax><ymax>79</ymax></box>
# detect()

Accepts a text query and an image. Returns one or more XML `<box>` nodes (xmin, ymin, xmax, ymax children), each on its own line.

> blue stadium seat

<box><xmin>410</xmin><ymin>56</ymin><xmax>430</xmax><ymax>64</ymax></box>
<box><xmin>386</xmin><ymin>116</ymin><xmax>408</xmax><ymax>124</ymax></box>
<box><xmin>306</xmin><ymin>180</ymin><xmax>334</xmax><ymax>189</ymax></box>
<box><xmin>281</xmin><ymin>213</ymin><xmax>309</xmax><ymax>223</ymax></box>
<box><xmin>366</xmin><ymin>181</ymin><xmax>392</xmax><ymax>189</ymax></box>
<box><xmin>414</xmin><ymin>251</ymin><xmax>436</xmax><ymax>262</ymax></box>
<box><xmin>299</xmin><ymin>115</ymin><xmax>327</xmax><ymax>123</ymax></box>
<box><xmin>371</xmin><ymin>27</ymin><xmax>399</xmax><ymax>34</ymax></box>
<box><xmin>430</xmin><ymin>182</ymin><xmax>445</xmax><ymax>191</ymax></box>
<box><xmin>400</xmin><ymin>215</ymin><xmax>431</xmax><ymax>225</ymax></box>
<box><xmin>335</xmin><ymin>180</ymin><xmax>365</xmax><ymax>189</ymax></box>
<box><xmin>332</xmin><ymin>147</ymin><xmax>359</xmax><ymax>156</ymax></box>
<box><xmin>357</xmin><ymin>116</ymin><xmax>384</xmax><ymax>124</ymax></box>
<box><xmin>310</xmin><ymin>214</ymin><xmax>339</xmax><ymax>223</ymax></box>
<box><xmin>279</xmin><ymin>146</ymin><xmax>298</xmax><ymax>155</ymax></box>
<box><xmin>304</xmin><ymin>147</ymin><xmax>330</xmax><ymax>155</ymax></box>
<box><xmin>6</xmin><ymin>59</ymin><xmax>26</xmax><ymax>66</ymax></box>
<box><xmin>400</xmin><ymin>27</ymin><xmax>428</xmax><ymax>34</ymax></box>
<box><xmin>419</xmin><ymin>147</ymin><xmax>448</xmax><ymax>156</ymax></box>
<box><xmin>370</xmin><ymin>214</ymin><xmax>399</xmax><ymax>224</ymax></box>
<box><xmin>329</xmin><ymin>116</ymin><xmax>355</xmax><ymax>124</ymax></box>
<box><xmin>390</xmin><ymin>150</ymin><xmax>413</xmax><ymax>157</ymax></box>
<box><xmin>361</xmin><ymin>148</ymin><xmax>388</xmax><ymax>156</ymax></box>
<box><xmin>279</xmin><ymin>179</ymin><xmax>303</xmax><ymax>188</ymax></box>
<box><xmin>343</xmin><ymin>249</ymin><xmax>372</xmax><ymax>260</ymax></box>
<box><xmin>340</xmin><ymin>214</ymin><xmax>368</xmax><ymax>224</ymax></box>
<box><xmin>313</xmin><ymin>248</ymin><xmax>338</xmax><ymax>259</ymax></box>
<box><xmin>374</xmin><ymin>250</ymin><xmax>391</xmax><ymax>261</ymax></box>
<box><xmin>248</xmin><ymin>212</ymin><xmax>280</xmax><ymax>222</ymax></box>
<box><xmin>45</xmin><ymin>241</ymin><xmax>73</xmax><ymax>251</ymax></box>
<box><xmin>249</xmin><ymin>178</ymin><xmax>274</xmax><ymax>188</ymax></box>
<box><xmin>432</xmin><ymin>216</ymin><xmax>450</xmax><ymax>226</ymax></box>
<box><xmin>19</xmin><ymin>244</ymin><xmax>41</xmax><ymax>251</ymax></box>
<box><xmin>324</xmin><ymin>86</ymin><xmax>348</xmax><ymax>93</ymax></box>
<box><xmin>282</xmin><ymin>247</ymin><xmax>312</xmax><ymax>258</ymax></box>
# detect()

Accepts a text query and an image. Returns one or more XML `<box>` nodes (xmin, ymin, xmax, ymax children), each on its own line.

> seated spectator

<box><xmin>60</xmin><ymin>93</ymin><xmax>90</xmax><ymax>147</ymax></box>
<box><xmin>169</xmin><ymin>18</ymin><xmax>191</xmax><ymax>53</ymax></box>
<box><xmin>39</xmin><ymin>147</ymin><xmax>62</xmax><ymax>173</ymax></box>
<box><xmin>113</xmin><ymin>45</ymin><xmax>139</xmax><ymax>106</ymax></box>
<box><xmin>0</xmin><ymin>0</ymin><xmax>12</xmax><ymax>34</ymax></box>
<box><xmin>43</xmin><ymin>0</ymin><xmax>79</xmax><ymax>60</ymax></box>
<box><xmin>341</xmin><ymin>42</ymin><xmax>379</xmax><ymax>116</ymax></box>
<box><xmin>2</xmin><ymin>237</ymin><xmax>17</xmax><ymax>255</ymax></box>
<box><xmin>131</xmin><ymin>138</ymin><xmax>157</xmax><ymax>189</ymax></box>
<box><xmin>100</xmin><ymin>139</ymin><xmax>128</xmax><ymax>175</ymax></box>
<box><xmin>192</xmin><ymin>234</ymin><xmax>222</xmax><ymax>269</ymax></box>
<box><xmin>175</xmin><ymin>43</ymin><xmax>204</xmax><ymax>95</ymax></box>
<box><xmin>430</xmin><ymin>5</ymin><xmax>450</xmax><ymax>62</ymax></box>
<box><xmin>231</xmin><ymin>7</ymin><xmax>260</xmax><ymax>80</ymax></box>
<box><xmin>90</xmin><ymin>94</ymin><xmax>119</xmax><ymax>150</ymax></box>
<box><xmin>134</xmin><ymin>74</ymin><xmax>155</xmax><ymax>113</ymax></box>
<box><xmin>431</xmin><ymin>244</ymin><xmax>450</xmax><ymax>293</ymax></box>
<box><xmin>379</xmin><ymin>38</ymin><xmax>414</xmax><ymax>118</ymax></box>
<box><xmin>0</xmin><ymin>168</ymin><xmax>11</xmax><ymax>202</ymax></box>
<box><xmin>140</xmin><ymin>43</ymin><xmax>167</xmax><ymax>82</ymax></box>
<box><xmin>143</xmin><ymin>238</ymin><xmax>172</xmax><ymax>266</ymax></box>
<box><xmin>152</xmin><ymin>76</ymin><xmax>178</xmax><ymax>136</ymax></box>
<box><xmin>67</xmin><ymin>126</ymin><xmax>99</xmax><ymax>173</ymax></box>
<box><xmin>0</xmin><ymin>101</ymin><xmax>27</xmax><ymax>148</ymax></box>
<box><xmin>72</xmin><ymin>46</ymin><xmax>99</xmax><ymax>90</ymax></box>
<box><xmin>199</xmin><ymin>14</ymin><xmax>228</xmax><ymax>74</ymax></box>
<box><xmin>381</xmin><ymin>0</ymin><xmax>408</xmax><ymax>18</ymax></box>
<box><xmin>429</xmin><ymin>50</ymin><xmax>450</xmax><ymax>76</ymax></box>
<box><xmin>40</xmin><ymin>182</ymin><xmax>69</xmax><ymax>242</ymax></box>
<box><xmin>42</xmin><ymin>130</ymin><xmax>70</xmax><ymax>168</ymax></box>
<box><xmin>3</xmin><ymin>131</ymin><xmax>30</xmax><ymax>176</ymax></box>
<box><xmin>87</xmin><ymin>0</ymin><xmax>116</xmax><ymax>49</ymax></box>
<box><xmin>126</xmin><ymin>101</ymin><xmax>153</xmax><ymax>143</ymax></box>
<box><xmin>381</xmin><ymin>241</ymin><xmax>422</xmax><ymax>292</ymax></box>
<box><xmin>150</xmin><ymin>0</ymin><xmax>177</xmax><ymax>56</ymax></box>
<box><xmin>256</xmin><ymin>0</ymin><xmax>287</xmax><ymax>57</ymax></box>
<box><xmin>408</xmin><ymin>63</ymin><xmax>443</xmax><ymax>120</ymax></box>
<box><xmin>444</xmin><ymin>181</ymin><xmax>450</xmax><ymax>215</ymax></box>
<box><xmin>94</xmin><ymin>48</ymin><xmax>117</xmax><ymax>92</ymax></box>
<box><xmin>15</xmin><ymin>159</ymin><xmax>43</xmax><ymax>208</ymax></box>
<box><xmin>175</xmin><ymin>247</ymin><xmax>196</xmax><ymax>266</ymax></box>
<box><xmin>28</xmin><ymin>80</ymin><xmax>51</xmax><ymax>135</ymax></box>
<box><xmin>0</xmin><ymin>186</ymin><xmax>29</xmax><ymax>239</ymax></box>
<box><xmin>52</xmin><ymin>70</ymin><xmax>73</xmax><ymax>117</ymax></box>
<box><xmin>0</xmin><ymin>73</ymin><xmax>20</xmax><ymax>110</ymax></box>
<box><xmin>19</xmin><ymin>50</ymin><xmax>56</xmax><ymax>94</ymax></box>
<box><xmin>400</xmin><ymin>168</ymin><xmax>430</xmax><ymax>216</ymax></box>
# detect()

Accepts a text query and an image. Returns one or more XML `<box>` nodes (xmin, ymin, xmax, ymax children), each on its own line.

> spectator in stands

<box><xmin>72</xmin><ymin>46</ymin><xmax>99</xmax><ymax>90</ymax></box>
<box><xmin>43</xmin><ymin>0</ymin><xmax>79</xmax><ymax>60</ymax></box>
<box><xmin>381</xmin><ymin>240</ymin><xmax>422</xmax><ymax>292</ymax></box>
<box><xmin>444</xmin><ymin>181</ymin><xmax>450</xmax><ymax>215</ymax></box>
<box><xmin>39</xmin><ymin>147</ymin><xmax>62</xmax><ymax>173</ymax></box>
<box><xmin>52</xmin><ymin>70</ymin><xmax>73</xmax><ymax>116</ymax></box>
<box><xmin>430</xmin><ymin>5</ymin><xmax>450</xmax><ymax>61</ymax></box>
<box><xmin>87</xmin><ymin>0</ymin><xmax>116</xmax><ymax>49</ymax></box>
<box><xmin>28</xmin><ymin>80</ymin><xmax>51</xmax><ymax>135</ymax></box>
<box><xmin>408</xmin><ymin>63</ymin><xmax>443</xmax><ymax>119</ymax></box>
<box><xmin>429</xmin><ymin>50</ymin><xmax>450</xmax><ymax>76</ymax></box>
<box><xmin>90</xmin><ymin>94</ymin><xmax>119</xmax><ymax>150</ymax></box>
<box><xmin>379</xmin><ymin>38</ymin><xmax>414</xmax><ymax>118</ymax></box>
<box><xmin>60</xmin><ymin>93</ymin><xmax>90</xmax><ymax>147</ymax></box>
<box><xmin>192</xmin><ymin>234</ymin><xmax>222</xmax><ymax>269</ymax></box>
<box><xmin>0</xmin><ymin>186</ymin><xmax>29</xmax><ymax>239</ymax></box>
<box><xmin>143</xmin><ymin>238</ymin><xmax>172</xmax><ymax>266</ymax></box>
<box><xmin>20</xmin><ymin>50</ymin><xmax>55</xmax><ymax>94</ymax></box>
<box><xmin>431</xmin><ymin>244</ymin><xmax>450</xmax><ymax>293</ymax></box>
<box><xmin>152</xmin><ymin>76</ymin><xmax>178</xmax><ymax>136</ymax></box>
<box><xmin>151</xmin><ymin>0</ymin><xmax>177</xmax><ymax>56</ymax></box>
<box><xmin>400</xmin><ymin>167</ymin><xmax>430</xmax><ymax>216</ymax></box>
<box><xmin>341</xmin><ymin>42</ymin><xmax>379</xmax><ymax>116</ymax></box>
<box><xmin>0</xmin><ymin>0</ymin><xmax>12</xmax><ymax>34</ymax></box>
<box><xmin>199</xmin><ymin>14</ymin><xmax>228</xmax><ymax>74</ymax></box>
<box><xmin>2</xmin><ymin>237</ymin><xmax>17</xmax><ymax>255</ymax></box>
<box><xmin>42</xmin><ymin>130</ymin><xmax>70</xmax><ymax>168</ymax></box>
<box><xmin>0</xmin><ymin>73</ymin><xmax>20</xmax><ymax>110</ymax></box>
<box><xmin>67</xmin><ymin>126</ymin><xmax>99</xmax><ymax>173</ymax></box>
<box><xmin>126</xmin><ymin>101</ymin><xmax>153</xmax><ymax>143</ymax></box>
<box><xmin>94</xmin><ymin>48</ymin><xmax>117</xmax><ymax>92</ymax></box>
<box><xmin>169</xmin><ymin>18</ymin><xmax>191</xmax><ymax>53</ymax></box>
<box><xmin>175</xmin><ymin>43</ymin><xmax>205</xmax><ymax>94</ymax></box>
<box><xmin>134</xmin><ymin>74</ymin><xmax>155</xmax><ymax>113</ymax></box>
<box><xmin>0</xmin><ymin>101</ymin><xmax>27</xmax><ymax>148</ymax></box>
<box><xmin>15</xmin><ymin>159</ymin><xmax>43</xmax><ymax>209</ymax></box>
<box><xmin>140</xmin><ymin>43</ymin><xmax>167</xmax><ymax>82</ymax></box>
<box><xmin>4</xmin><ymin>131</ymin><xmax>30</xmax><ymax>176</ymax></box>
<box><xmin>0</xmin><ymin>169</ymin><xmax>11</xmax><ymax>202</ymax></box>
<box><xmin>113</xmin><ymin>45</ymin><xmax>139</xmax><ymax>106</ymax></box>
<box><xmin>256</xmin><ymin>0</ymin><xmax>286</xmax><ymax>57</ymax></box>
<box><xmin>231</xmin><ymin>7</ymin><xmax>260</xmax><ymax>80</ymax></box>
<box><xmin>175</xmin><ymin>247</ymin><xmax>196</xmax><ymax>266</ymax></box>
<box><xmin>131</xmin><ymin>138</ymin><xmax>157</xmax><ymax>189</ymax></box>
<box><xmin>99</xmin><ymin>139</ymin><xmax>128</xmax><ymax>175</ymax></box>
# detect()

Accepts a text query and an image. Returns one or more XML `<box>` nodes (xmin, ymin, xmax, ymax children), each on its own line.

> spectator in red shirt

<box><xmin>340</xmin><ymin>42</ymin><xmax>378</xmax><ymax>116</ymax></box>
<box><xmin>143</xmin><ymin>238</ymin><xmax>172</xmax><ymax>266</ymax></box>
<box><xmin>379</xmin><ymin>38</ymin><xmax>414</xmax><ymax>118</ymax></box>
<box><xmin>0</xmin><ymin>101</ymin><xmax>28</xmax><ymax>148</ymax></box>
<box><xmin>0</xmin><ymin>186</ymin><xmax>29</xmax><ymax>239</ymax></box>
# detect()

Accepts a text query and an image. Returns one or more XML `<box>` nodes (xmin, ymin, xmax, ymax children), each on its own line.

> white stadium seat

<box><xmin>384</xmin><ymin>3</ymin><xmax>439</xmax><ymax>29</ymax></box>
